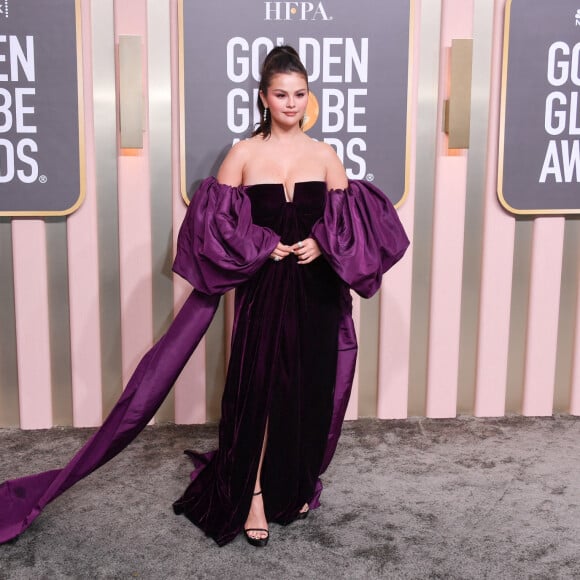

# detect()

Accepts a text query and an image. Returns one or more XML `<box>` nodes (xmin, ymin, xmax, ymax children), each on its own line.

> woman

<box><xmin>0</xmin><ymin>46</ymin><xmax>408</xmax><ymax>548</ymax></box>
<box><xmin>174</xmin><ymin>45</ymin><xmax>352</xmax><ymax>547</ymax></box>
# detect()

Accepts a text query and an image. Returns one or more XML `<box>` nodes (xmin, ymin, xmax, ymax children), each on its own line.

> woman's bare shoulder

<box><xmin>305</xmin><ymin>138</ymin><xmax>335</xmax><ymax>158</ymax></box>
<box><xmin>216</xmin><ymin>139</ymin><xmax>258</xmax><ymax>185</ymax></box>
<box><xmin>237</xmin><ymin>135</ymin><xmax>267</xmax><ymax>152</ymax></box>
<box><xmin>229</xmin><ymin>137</ymin><xmax>260</xmax><ymax>158</ymax></box>
<box><xmin>307</xmin><ymin>139</ymin><xmax>349</xmax><ymax>189</ymax></box>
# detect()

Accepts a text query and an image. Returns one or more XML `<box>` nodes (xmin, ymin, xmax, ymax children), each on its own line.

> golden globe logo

<box><xmin>264</xmin><ymin>2</ymin><xmax>332</xmax><ymax>21</ymax></box>
<box><xmin>302</xmin><ymin>92</ymin><xmax>319</xmax><ymax>132</ymax></box>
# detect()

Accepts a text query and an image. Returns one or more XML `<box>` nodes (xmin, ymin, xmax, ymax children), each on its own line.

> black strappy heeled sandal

<box><xmin>296</xmin><ymin>504</ymin><xmax>310</xmax><ymax>520</ymax></box>
<box><xmin>296</xmin><ymin>513</ymin><xmax>309</xmax><ymax>520</ymax></box>
<box><xmin>244</xmin><ymin>491</ymin><xmax>269</xmax><ymax>547</ymax></box>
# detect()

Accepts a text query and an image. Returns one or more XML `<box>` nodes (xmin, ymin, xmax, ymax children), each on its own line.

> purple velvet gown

<box><xmin>0</xmin><ymin>177</ymin><xmax>409</xmax><ymax>547</ymax></box>
<box><xmin>173</xmin><ymin>181</ymin><xmax>343</xmax><ymax>545</ymax></box>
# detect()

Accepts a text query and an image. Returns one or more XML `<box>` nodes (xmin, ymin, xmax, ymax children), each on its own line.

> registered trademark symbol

<box><xmin>366</xmin><ymin>173</ymin><xmax>375</xmax><ymax>182</ymax></box>
<box><xmin>39</xmin><ymin>175</ymin><xmax>47</xmax><ymax>184</ymax></box>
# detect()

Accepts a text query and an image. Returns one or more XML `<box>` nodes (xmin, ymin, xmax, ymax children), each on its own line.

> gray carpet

<box><xmin>1</xmin><ymin>416</ymin><xmax>579</xmax><ymax>579</ymax></box>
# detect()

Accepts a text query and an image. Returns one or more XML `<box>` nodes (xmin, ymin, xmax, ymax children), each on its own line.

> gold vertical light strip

<box><xmin>457</xmin><ymin>0</ymin><xmax>495</xmax><ymax>414</ymax></box>
<box><xmin>358</xmin><ymin>294</ymin><xmax>380</xmax><ymax>417</ymax></box>
<box><xmin>92</xmin><ymin>0</ymin><xmax>123</xmax><ymax>414</ymax></box>
<box><xmin>118</xmin><ymin>35</ymin><xmax>144</xmax><ymax>149</ymax></box>
<box><xmin>444</xmin><ymin>39</ymin><xmax>474</xmax><ymax>149</ymax></box>
<box><xmin>46</xmin><ymin>218</ymin><xmax>73</xmax><ymax>426</ymax></box>
<box><xmin>147</xmin><ymin>0</ymin><xmax>175</xmax><ymax>422</ymax></box>
<box><xmin>505</xmin><ymin>219</ymin><xmax>533</xmax><ymax>412</ymax></box>
<box><xmin>408</xmin><ymin>0</ymin><xmax>442</xmax><ymax>416</ymax></box>
<box><xmin>554</xmin><ymin>220</ymin><xmax>580</xmax><ymax>411</ymax></box>
<box><xmin>0</xmin><ymin>219</ymin><xmax>20</xmax><ymax>427</ymax></box>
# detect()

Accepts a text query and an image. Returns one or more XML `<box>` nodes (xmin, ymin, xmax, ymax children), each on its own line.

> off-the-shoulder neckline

<box><xmin>244</xmin><ymin>181</ymin><xmax>325</xmax><ymax>188</ymax></box>
<box><xmin>212</xmin><ymin>177</ymin><xmax>348</xmax><ymax>197</ymax></box>
<box><xmin>215</xmin><ymin>179</ymin><xmax>335</xmax><ymax>189</ymax></box>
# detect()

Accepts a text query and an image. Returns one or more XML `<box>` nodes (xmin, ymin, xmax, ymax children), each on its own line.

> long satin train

<box><xmin>0</xmin><ymin>290</ymin><xmax>220</xmax><ymax>544</ymax></box>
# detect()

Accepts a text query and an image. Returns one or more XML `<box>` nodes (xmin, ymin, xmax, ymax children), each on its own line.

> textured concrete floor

<box><xmin>1</xmin><ymin>416</ymin><xmax>579</xmax><ymax>579</ymax></box>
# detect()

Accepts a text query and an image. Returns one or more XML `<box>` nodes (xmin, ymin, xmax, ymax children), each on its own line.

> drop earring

<box><xmin>263</xmin><ymin>107</ymin><xmax>268</xmax><ymax>123</ymax></box>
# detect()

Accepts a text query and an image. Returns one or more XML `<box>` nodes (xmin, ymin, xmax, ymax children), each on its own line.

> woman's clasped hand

<box><xmin>269</xmin><ymin>238</ymin><xmax>322</xmax><ymax>263</ymax></box>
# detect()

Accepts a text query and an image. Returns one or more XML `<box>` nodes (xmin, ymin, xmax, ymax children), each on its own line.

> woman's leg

<box><xmin>244</xmin><ymin>421</ymin><xmax>269</xmax><ymax>541</ymax></box>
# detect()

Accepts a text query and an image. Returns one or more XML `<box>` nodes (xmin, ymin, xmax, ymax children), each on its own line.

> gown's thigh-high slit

<box><xmin>243</xmin><ymin>417</ymin><xmax>269</xmax><ymax>540</ymax></box>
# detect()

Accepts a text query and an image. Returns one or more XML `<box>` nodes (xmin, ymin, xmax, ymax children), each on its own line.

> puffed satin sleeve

<box><xmin>172</xmin><ymin>177</ymin><xmax>280</xmax><ymax>295</ymax></box>
<box><xmin>311</xmin><ymin>180</ymin><xmax>410</xmax><ymax>298</ymax></box>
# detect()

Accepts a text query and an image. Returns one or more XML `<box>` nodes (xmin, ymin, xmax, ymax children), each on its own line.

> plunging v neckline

<box><xmin>245</xmin><ymin>181</ymin><xmax>326</xmax><ymax>203</ymax></box>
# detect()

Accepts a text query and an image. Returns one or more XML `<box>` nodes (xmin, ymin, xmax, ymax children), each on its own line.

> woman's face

<box><xmin>260</xmin><ymin>72</ymin><xmax>309</xmax><ymax>130</ymax></box>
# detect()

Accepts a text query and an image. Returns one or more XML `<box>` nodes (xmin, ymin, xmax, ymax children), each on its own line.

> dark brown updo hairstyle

<box><xmin>252</xmin><ymin>45</ymin><xmax>309</xmax><ymax>138</ymax></box>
